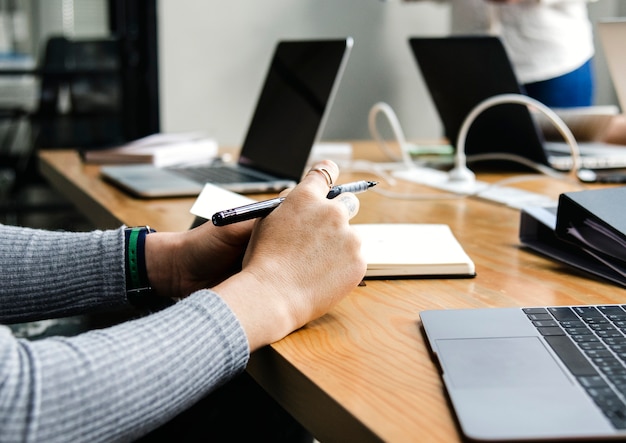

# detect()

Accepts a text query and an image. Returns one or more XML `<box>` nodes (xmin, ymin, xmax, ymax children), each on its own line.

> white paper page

<box><xmin>190</xmin><ymin>183</ymin><xmax>255</xmax><ymax>221</ymax></box>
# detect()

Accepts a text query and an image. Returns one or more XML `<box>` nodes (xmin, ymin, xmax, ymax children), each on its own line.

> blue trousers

<box><xmin>523</xmin><ymin>59</ymin><xmax>594</xmax><ymax>108</ymax></box>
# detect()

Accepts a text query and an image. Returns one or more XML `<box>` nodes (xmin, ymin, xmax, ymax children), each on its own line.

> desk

<box><xmin>39</xmin><ymin>145</ymin><xmax>620</xmax><ymax>442</ymax></box>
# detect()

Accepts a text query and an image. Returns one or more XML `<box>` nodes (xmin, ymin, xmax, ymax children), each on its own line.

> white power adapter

<box><xmin>393</xmin><ymin>167</ymin><xmax>556</xmax><ymax>209</ymax></box>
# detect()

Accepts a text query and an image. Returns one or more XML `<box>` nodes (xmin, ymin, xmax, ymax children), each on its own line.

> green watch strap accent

<box><xmin>128</xmin><ymin>227</ymin><xmax>142</xmax><ymax>290</ymax></box>
<box><xmin>124</xmin><ymin>226</ymin><xmax>157</xmax><ymax>306</ymax></box>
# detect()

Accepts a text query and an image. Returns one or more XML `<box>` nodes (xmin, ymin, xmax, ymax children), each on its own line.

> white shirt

<box><xmin>447</xmin><ymin>0</ymin><xmax>595</xmax><ymax>84</ymax></box>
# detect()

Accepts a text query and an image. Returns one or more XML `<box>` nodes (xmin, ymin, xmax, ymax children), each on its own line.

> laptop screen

<box><xmin>409</xmin><ymin>36</ymin><xmax>550</xmax><ymax>166</ymax></box>
<box><xmin>237</xmin><ymin>39</ymin><xmax>351</xmax><ymax>181</ymax></box>
<box><xmin>598</xmin><ymin>20</ymin><xmax>626</xmax><ymax>113</ymax></box>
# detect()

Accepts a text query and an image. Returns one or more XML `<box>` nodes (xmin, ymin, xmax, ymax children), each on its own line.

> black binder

<box><xmin>519</xmin><ymin>205</ymin><xmax>626</xmax><ymax>288</ymax></box>
<box><xmin>519</xmin><ymin>186</ymin><xmax>626</xmax><ymax>288</ymax></box>
<box><xmin>555</xmin><ymin>187</ymin><xmax>626</xmax><ymax>266</ymax></box>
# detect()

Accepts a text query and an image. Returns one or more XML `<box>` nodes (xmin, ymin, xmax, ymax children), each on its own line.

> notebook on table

<box><xmin>420</xmin><ymin>305</ymin><xmax>626</xmax><ymax>441</ymax></box>
<box><xmin>352</xmin><ymin>223</ymin><xmax>475</xmax><ymax>278</ymax></box>
<box><xmin>101</xmin><ymin>38</ymin><xmax>353</xmax><ymax>198</ymax></box>
<box><xmin>408</xmin><ymin>36</ymin><xmax>626</xmax><ymax>172</ymax></box>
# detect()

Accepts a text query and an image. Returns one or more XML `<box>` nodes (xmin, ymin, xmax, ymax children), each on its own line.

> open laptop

<box><xmin>598</xmin><ymin>20</ymin><xmax>626</xmax><ymax>115</ymax></box>
<box><xmin>420</xmin><ymin>305</ymin><xmax>626</xmax><ymax>440</ymax></box>
<box><xmin>101</xmin><ymin>38</ymin><xmax>353</xmax><ymax>197</ymax></box>
<box><xmin>409</xmin><ymin>36</ymin><xmax>626</xmax><ymax>172</ymax></box>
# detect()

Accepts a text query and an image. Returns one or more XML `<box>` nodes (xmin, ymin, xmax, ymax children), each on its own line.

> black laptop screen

<box><xmin>237</xmin><ymin>39</ymin><xmax>350</xmax><ymax>181</ymax></box>
<box><xmin>409</xmin><ymin>36</ymin><xmax>550</xmax><ymax>166</ymax></box>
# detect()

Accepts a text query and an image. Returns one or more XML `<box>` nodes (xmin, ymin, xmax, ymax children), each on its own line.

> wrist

<box><xmin>213</xmin><ymin>270</ymin><xmax>293</xmax><ymax>351</ymax></box>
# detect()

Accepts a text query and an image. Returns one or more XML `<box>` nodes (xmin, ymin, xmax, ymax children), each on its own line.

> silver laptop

<box><xmin>409</xmin><ymin>36</ymin><xmax>626</xmax><ymax>172</ymax></box>
<box><xmin>101</xmin><ymin>38</ymin><xmax>353</xmax><ymax>198</ymax></box>
<box><xmin>421</xmin><ymin>305</ymin><xmax>626</xmax><ymax>441</ymax></box>
<box><xmin>598</xmin><ymin>20</ymin><xmax>626</xmax><ymax>116</ymax></box>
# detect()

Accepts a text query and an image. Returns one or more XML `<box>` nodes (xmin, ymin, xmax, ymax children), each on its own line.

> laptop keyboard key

<box><xmin>527</xmin><ymin>313</ymin><xmax>553</xmax><ymax>321</ymax></box>
<box><xmin>537</xmin><ymin>326</ymin><xmax>566</xmax><ymax>336</ymax></box>
<box><xmin>543</xmin><ymin>335</ymin><xmax>598</xmax><ymax>377</ymax></box>
<box><xmin>548</xmin><ymin>307</ymin><xmax>579</xmax><ymax>321</ymax></box>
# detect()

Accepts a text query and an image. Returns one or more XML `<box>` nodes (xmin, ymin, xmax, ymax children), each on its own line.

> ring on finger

<box><xmin>309</xmin><ymin>167</ymin><xmax>333</xmax><ymax>188</ymax></box>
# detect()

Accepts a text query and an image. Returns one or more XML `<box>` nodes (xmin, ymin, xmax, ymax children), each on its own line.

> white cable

<box><xmin>368</xmin><ymin>102</ymin><xmax>414</xmax><ymax>168</ymax></box>
<box><xmin>361</xmin><ymin>97</ymin><xmax>584</xmax><ymax>203</ymax></box>
<box><xmin>452</xmin><ymin>93</ymin><xmax>582</xmax><ymax>184</ymax></box>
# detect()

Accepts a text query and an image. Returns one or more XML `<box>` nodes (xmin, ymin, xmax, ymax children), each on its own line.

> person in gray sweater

<box><xmin>0</xmin><ymin>161</ymin><xmax>366</xmax><ymax>442</ymax></box>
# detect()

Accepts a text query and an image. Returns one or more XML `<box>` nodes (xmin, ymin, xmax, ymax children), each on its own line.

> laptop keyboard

<box><xmin>525</xmin><ymin>306</ymin><xmax>626</xmax><ymax>429</ymax></box>
<box><xmin>170</xmin><ymin>165</ymin><xmax>264</xmax><ymax>184</ymax></box>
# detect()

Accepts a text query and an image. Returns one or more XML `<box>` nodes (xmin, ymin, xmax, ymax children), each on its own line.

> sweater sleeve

<box><xmin>0</xmin><ymin>224</ymin><xmax>250</xmax><ymax>441</ymax></box>
<box><xmin>0</xmin><ymin>224</ymin><xmax>128</xmax><ymax>322</ymax></box>
<box><xmin>0</xmin><ymin>290</ymin><xmax>250</xmax><ymax>442</ymax></box>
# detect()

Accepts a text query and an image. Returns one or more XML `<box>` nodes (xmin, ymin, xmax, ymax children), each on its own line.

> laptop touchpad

<box><xmin>436</xmin><ymin>337</ymin><xmax>572</xmax><ymax>389</ymax></box>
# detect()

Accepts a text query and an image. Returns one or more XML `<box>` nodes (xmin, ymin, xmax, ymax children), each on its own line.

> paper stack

<box><xmin>82</xmin><ymin>132</ymin><xmax>218</xmax><ymax>167</ymax></box>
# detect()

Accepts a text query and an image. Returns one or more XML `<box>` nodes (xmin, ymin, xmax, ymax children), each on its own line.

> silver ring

<box><xmin>310</xmin><ymin>167</ymin><xmax>333</xmax><ymax>188</ymax></box>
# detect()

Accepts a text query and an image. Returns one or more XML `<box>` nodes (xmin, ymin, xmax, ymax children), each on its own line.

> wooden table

<box><xmin>39</xmin><ymin>144</ymin><xmax>621</xmax><ymax>442</ymax></box>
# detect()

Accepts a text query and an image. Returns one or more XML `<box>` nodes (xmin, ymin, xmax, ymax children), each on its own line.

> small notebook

<box><xmin>352</xmin><ymin>223</ymin><xmax>475</xmax><ymax>278</ymax></box>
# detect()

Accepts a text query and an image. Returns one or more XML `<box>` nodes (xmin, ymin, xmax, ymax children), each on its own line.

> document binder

<box><xmin>556</xmin><ymin>187</ymin><xmax>626</xmax><ymax>266</ymax></box>
<box><xmin>519</xmin><ymin>187</ymin><xmax>626</xmax><ymax>288</ymax></box>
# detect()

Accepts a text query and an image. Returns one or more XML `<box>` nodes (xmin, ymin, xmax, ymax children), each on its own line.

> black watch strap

<box><xmin>124</xmin><ymin>226</ymin><xmax>156</xmax><ymax>306</ymax></box>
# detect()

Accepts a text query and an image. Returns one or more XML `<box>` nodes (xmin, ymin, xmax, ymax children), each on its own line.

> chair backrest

<box><xmin>35</xmin><ymin>36</ymin><xmax>125</xmax><ymax>148</ymax></box>
<box><xmin>37</xmin><ymin>36</ymin><xmax>68</xmax><ymax>116</ymax></box>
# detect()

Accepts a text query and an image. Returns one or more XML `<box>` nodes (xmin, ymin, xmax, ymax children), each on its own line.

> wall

<box><xmin>36</xmin><ymin>0</ymin><xmax>109</xmax><ymax>51</ymax></box>
<box><xmin>158</xmin><ymin>0</ymin><xmax>449</xmax><ymax>145</ymax></box>
<box><xmin>158</xmin><ymin>0</ymin><xmax>625</xmax><ymax>146</ymax></box>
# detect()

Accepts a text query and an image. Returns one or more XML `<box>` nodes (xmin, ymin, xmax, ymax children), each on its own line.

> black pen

<box><xmin>212</xmin><ymin>180</ymin><xmax>377</xmax><ymax>226</ymax></box>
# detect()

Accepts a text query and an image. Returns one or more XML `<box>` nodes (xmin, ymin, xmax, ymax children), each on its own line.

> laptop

<box><xmin>420</xmin><ymin>305</ymin><xmax>626</xmax><ymax>440</ymax></box>
<box><xmin>598</xmin><ymin>20</ymin><xmax>626</xmax><ymax>115</ymax></box>
<box><xmin>101</xmin><ymin>38</ymin><xmax>353</xmax><ymax>197</ymax></box>
<box><xmin>409</xmin><ymin>36</ymin><xmax>626</xmax><ymax>172</ymax></box>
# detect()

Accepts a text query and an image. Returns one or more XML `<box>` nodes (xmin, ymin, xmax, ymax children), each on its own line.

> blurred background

<box><xmin>0</xmin><ymin>0</ymin><xmax>625</xmax><ymax>229</ymax></box>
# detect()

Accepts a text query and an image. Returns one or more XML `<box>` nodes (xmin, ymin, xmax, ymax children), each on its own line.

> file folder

<box><xmin>519</xmin><ymin>189</ymin><xmax>626</xmax><ymax>289</ymax></box>
<box><xmin>555</xmin><ymin>187</ymin><xmax>626</xmax><ymax>267</ymax></box>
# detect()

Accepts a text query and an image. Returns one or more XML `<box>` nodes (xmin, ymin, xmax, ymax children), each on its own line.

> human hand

<box><xmin>604</xmin><ymin>114</ymin><xmax>626</xmax><ymax>146</ymax></box>
<box><xmin>214</xmin><ymin>160</ymin><xmax>367</xmax><ymax>350</ymax></box>
<box><xmin>145</xmin><ymin>210</ymin><xmax>255</xmax><ymax>299</ymax></box>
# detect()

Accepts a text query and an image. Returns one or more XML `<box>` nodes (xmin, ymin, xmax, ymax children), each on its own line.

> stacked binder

<box><xmin>520</xmin><ymin>186</ymin><xmax>626</xmax><ymax>288</ymax></box>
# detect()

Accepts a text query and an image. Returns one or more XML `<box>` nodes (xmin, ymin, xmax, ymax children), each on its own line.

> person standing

<box><xmin>415</xmin><ymin>0</ymin><xmax>597</xmax><ymax>107</ymax></box>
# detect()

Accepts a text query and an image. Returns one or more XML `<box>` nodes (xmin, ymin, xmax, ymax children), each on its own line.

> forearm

<box><xmin>0</xmin><ymin>225</ymin><xmax>128</xmax><ymax>322</ymax></box>
<box><xmin>0</xmin><ymin>290</ymin><xmax>249</xmax><ymax>442</ymax></box>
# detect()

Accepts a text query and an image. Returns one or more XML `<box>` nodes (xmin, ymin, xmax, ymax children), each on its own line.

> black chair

<box><xmin>34</xmin><ymin>36</ymin><xmax>125</xmax><ymax>150</ymax></box>
<box><xmin>0</xmin><ymin>36</ymin><xmax>126</xmax><ymax>224</ymax></box>
<box><xmin>0</xmin><ymin>108</ymin><xmax>31</xmax><ymax>206</ymax></box>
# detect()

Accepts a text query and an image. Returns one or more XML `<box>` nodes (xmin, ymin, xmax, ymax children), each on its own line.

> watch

<box><xmin>124</xmin><ymin>226</ymin><xmax>156</xmax><ymax>306</ymax></box>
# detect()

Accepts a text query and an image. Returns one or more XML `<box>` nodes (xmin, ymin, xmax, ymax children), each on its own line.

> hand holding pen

<box><xmin>212</xmin><ymin>180</ymin><xmax>377</xmax><ymax>226</ymax></box>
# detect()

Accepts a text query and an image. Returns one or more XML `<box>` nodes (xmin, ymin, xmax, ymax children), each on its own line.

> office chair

<box><xmin>1</xmin><ymin>36</ymin><xmax>125</xmax><ymax>224</ymax></box>
<box><xmin>34</xmin><ymin>36</ymin><xmax>124</xmax><ymax>150</ymax></box>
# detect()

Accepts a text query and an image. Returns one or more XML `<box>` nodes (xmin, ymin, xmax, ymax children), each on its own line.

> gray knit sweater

<box><xmin>0</xmin><ymin>224</ymin><xmax>250</xmax><ymax>442</ymax></box>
